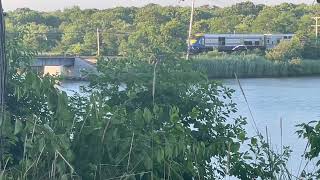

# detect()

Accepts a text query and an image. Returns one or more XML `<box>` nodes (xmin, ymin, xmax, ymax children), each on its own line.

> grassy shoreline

<box><xmin>193</xmin><ymin>54</ymin><xmax>320</xmax><ymax>78</ymax></box>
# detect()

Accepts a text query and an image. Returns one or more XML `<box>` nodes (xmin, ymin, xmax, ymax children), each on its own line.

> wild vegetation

<box><xmin>4</xmin><ymin>2</ymin><xmax>320</xmax><ymax>59</ymax></box>
<box><xmin>6</xmin><ymin>2</ymin><xmax>320</xmax><ymax>78</ymax></box>
<box><xmin>2</xmin><ymin>2</ymin><xmax>320</xmax><ymax>179</ymax></box>
<box><xmin>194</xmin><ymin>53</ymin><xmax>320</xmax><ymax>78</ymax></box>
<box><xmin>0</xmin><ymin>34</ymin><xmax>295</xmax><ymax>179</ymax></box>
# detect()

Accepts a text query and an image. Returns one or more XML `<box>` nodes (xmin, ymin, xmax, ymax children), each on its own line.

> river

<box><xmin>61</xmin><ymin>77</ymin><xmax>320</xmax><ymax>176</ymax></box>
<box><xmin>223</xmin><ymin>77</ymin><xmax>320</xmax><ymax>175</ymax></box>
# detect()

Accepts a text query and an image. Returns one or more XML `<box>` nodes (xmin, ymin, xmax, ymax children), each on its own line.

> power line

<box><xmin>6</xmin><ymin>31</ymin><xmax>131</xmax><ymax>36</ymax></box>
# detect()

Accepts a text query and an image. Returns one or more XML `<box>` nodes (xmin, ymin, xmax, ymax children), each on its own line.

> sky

<box><xmin>2</xmin><ymin>0</ymin><xmax>314</xmax><ymax>11</ymax></box>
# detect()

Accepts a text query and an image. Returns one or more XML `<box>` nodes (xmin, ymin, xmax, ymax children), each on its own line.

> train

<box><xmin>189</xmin><ymin>33</ymin><xmax>295</xmax><ymax>54</ymax></box>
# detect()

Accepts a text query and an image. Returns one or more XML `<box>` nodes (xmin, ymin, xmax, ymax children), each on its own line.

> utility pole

<box><xmin>0</xmin><ymin>0</ymin><xmax>7</xmax><ymax>169</ymax></box>
<box><xmin>313</xmin><ymin>17</ymin><xmax>320</xmax><ymax>38</ymax></box>
<box><xmin>186</xmin><ymin>0</ymin><xmax>195</xmax><ymax>60</ymax></box>
<box><xmin>97</xmin><ymin>28</ymin><xmax>101</xmax><ymax>56</ymax></box>
<box><xmin>0</xmin><ymin>0</ymin><xmax>5</xmax><ymax>124</ymax></box>
<box><xmin>312</xmin><ymin>17</ymin><xmax>320</xmax><ymax>44</ymax></box>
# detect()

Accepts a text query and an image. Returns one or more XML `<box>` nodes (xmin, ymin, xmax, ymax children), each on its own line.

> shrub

<box><xmin>194</xmin><ymin>54</ymin><xmax>320</xmax><ymax>78</ymax></box>
<box><xmin>205</xmin><ymin>49</ymin><xmax>225</xmax><ymax>57</ymax></box>
<box><xmin>266</xmin><ymin>38</ymin><xmax>303</xmax><ymax>61</ymax></box>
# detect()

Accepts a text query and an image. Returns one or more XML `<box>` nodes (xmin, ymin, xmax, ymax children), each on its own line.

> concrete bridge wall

<box><xmin>33</xmin><ymin>56</ymin><xmax>75</xmax><ymax>67</ymax></box>
<box><xmin>32</xmin><ymin>56</ymin><xmax>97</xmax><ymax>79</ymax></box>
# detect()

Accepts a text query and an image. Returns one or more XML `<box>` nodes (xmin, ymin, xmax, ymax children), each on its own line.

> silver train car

<box><xmin>189</xmin><ymin>33</ymin><xmax>294</xmax><ymax>53</ymax></box>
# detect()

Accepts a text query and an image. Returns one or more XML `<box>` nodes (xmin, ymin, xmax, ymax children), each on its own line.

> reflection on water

<box><xmin>59</xmin><ymin>80</ymin><xmax>89</xmax><ymax>95</ymax></box>
<box><xmin>61</xmin><ymin>77</ymin><xmax>320</xmax><ymax>174</ymax></box>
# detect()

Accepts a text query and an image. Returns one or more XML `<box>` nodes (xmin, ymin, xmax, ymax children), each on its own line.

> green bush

<box><xmin>194</xmin><ymin>54</ymin><xmax>320</xmax><ymax>78</ymax></box>
<box><xmin>266</xmin><ymin>38</ymin><xmax>303</xmax><ymax>61</ymax></box>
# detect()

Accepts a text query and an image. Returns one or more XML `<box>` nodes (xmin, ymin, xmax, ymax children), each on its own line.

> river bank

<box><xmin>194</xmin><ymin>54</ymin><xmax>320</xmax><ymax>78</ymax></box>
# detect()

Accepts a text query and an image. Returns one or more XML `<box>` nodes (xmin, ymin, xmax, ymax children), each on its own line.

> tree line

<box><xmin>3</xmin><ymin>2</ymin><xmax>320</xmax><ymax>179</ymax></box>
<box><xmin>4</xmin><ymin>2</ymin><xmax>320</xmax><ymax>58</ymax></box>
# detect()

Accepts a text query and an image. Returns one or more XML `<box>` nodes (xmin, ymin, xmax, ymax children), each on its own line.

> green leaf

<box><xmin>14</xmin><ymin>119</ymin><xmax>23</xmax><ymax>135</ymax></box>
<box><xmin>238</xmin><ymin>131</ymin><xmax>246</xmax><ymax>142</ymax></box>
<box><xmin>39</xmin><ymin>138</ymin><xmax>45</xmax><ymax>152</ymax></box>
<box><xmin>143</xmin><ymin>108</ymin><xmax>153</xmax><ymax>123</ymax></box>
<box><xmin>144</xmin><ymin>156</ymin><xmax>152</xmax><ymax>170</ymax></box>
<box><xmin>251</xmin><ymin>137</ymin><xmax>258</xmax><ymax>146</ymax></box>
<box><xmin>44</xmin><ymin>124</ymin><xmax>54</xmax><ymax>133</ymax></box>
<box><xmin>231</xmin><ymin>142</ymin><xmax>241</xmax><ymax>152</ymax></box>
<box><xmin>61</xmin><ymin>174</ymin><xmax>69</xmax><ymax>180</ymax></box>
<box><xmin>190</xmin><ymin>107</ymin><xmax>200</xmax><ymax>119</ymax></box>
<box><xmin>170</xmin><ymin>107</ymin><xmax>180</xmax><ymax>123</ymax></box>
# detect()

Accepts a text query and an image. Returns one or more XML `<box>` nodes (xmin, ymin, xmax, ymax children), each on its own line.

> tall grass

<box><xmin>193</xmin><ymin>54</ymin><xmax>320</xmax><ymax>78</ymax></box>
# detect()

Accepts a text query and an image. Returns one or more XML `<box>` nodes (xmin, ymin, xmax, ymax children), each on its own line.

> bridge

<box><xmin>32</xmin><ymin>56</ymin><xmax>98</xmax><ymax>80</ymax></box>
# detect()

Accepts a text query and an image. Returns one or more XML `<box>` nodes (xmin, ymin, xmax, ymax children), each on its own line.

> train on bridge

<box><xmin>189</xmin><ymin>33</ymin><xmax>295</xmax><ymax>54</ymax></box>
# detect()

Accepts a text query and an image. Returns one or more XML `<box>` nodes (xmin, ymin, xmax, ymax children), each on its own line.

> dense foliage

<box><xmin>194</xmin><ymin>53</ymin><xmax>320</xmax><ymax>78</ymax></box>
<box><xmin>5</xmin><ymin>2</ymin><xmax>320</xmax><ymax>59</ymax></box>
<box><xmin>266</xmin><ymin>38</ymin><xmax>303</xmax><ymax>61</ymax></box>
<box><xmin>0</xmin><ymin>35</ymin><xmax>293</xmax><ymax>179</ymax></box>
<box><xmin>2</xmin><ymin>2</ymin><xmax>320</xmax><ymax>179</ymax></box>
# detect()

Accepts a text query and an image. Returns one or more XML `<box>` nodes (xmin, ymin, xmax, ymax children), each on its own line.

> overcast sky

<box><xmin>2</xmin><ymin>0</ymin><xmax>314</xmax><ymax>11</ymax></box>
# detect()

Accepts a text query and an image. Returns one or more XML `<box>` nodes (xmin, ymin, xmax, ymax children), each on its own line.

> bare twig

<box><xmin>101</xmin><ymin>119</ymin><xmax>111</xmax><ymax>143</ymax></box>
<box><xmin>227</xmin><ymin>142</ymin><xmax>231</xmax><ymax>176</ymax></box>
<box><xmin>31</xmin><ymin>115</ymin><xmax>37</xmax><ymax>142</ymax></box>
<box><xmin>56</xmin><ymin>150</ymin><xmax>75</xmax><ymax>173</ymax></box>
<box><xmin>127</xmin><ymin>132</ymin><xmax>135</xmax><ymax>172</ymax></box>
<box><xmin>297</xmin><ymin>142</ymin><xmax>310</xmax><ymax>177</ymax></box>
<box><xmin>280</xmin><ymin>118</ymin><xmax>283</xmax><ymax>154</ymax></box>
<box><xmin>104</xmin><ymin>171</ymin><xmax>152</xmax><ymax>180</ymax></box>
<box><xmin>151</xmin><ymin>60</ymin><xmax>158</xmax><ymax>180</ymax></box>
<box><xmin>0</xmin><ymin>158</ymin><xmax>9</xmax><ymax>178</ymax></box>
<box><xmin>50</xmin><ymin>151</ymin><xmax>58</xmax><ymax>179</ymax></box>
<box><xmin>235</xmin><ymin>73</ymin><xmax>260</xmax><ymax>135</ymax></box>
<box><xmin>23</xmin><ymin>145</ymin><xmax>45</xmax><ymax>178</ymax></box>
<box><xmin>152</xmin><ymin>61</ymin><xmax>158</xmax><ymax>105</ymax></box>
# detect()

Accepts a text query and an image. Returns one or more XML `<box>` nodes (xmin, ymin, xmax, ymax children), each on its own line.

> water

<box><xmin>59</xmin><ymin>80</ymin><xmax>89</xmax><ymax>95</ymax></box>
<box><xmin>223</xmin><ymin>77</ymin><xmax>320</xmax><ymax>174</ymax></box>
<box><xmin>61</xmin><ymin>77</ymin><xmax>320</xmax><ymax>175</ymax></box>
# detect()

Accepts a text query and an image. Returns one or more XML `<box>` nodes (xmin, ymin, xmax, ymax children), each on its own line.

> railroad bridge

<box><xmin>32</xmin><ymin>56</ymin><xmax>97</xmax><ymax>80</ymax></box>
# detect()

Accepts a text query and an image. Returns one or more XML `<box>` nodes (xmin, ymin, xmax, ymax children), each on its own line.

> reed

<box><xmin>193</xmin><ymin>54</ymin><xmax>320</xmax><ymax>78</ymax></box>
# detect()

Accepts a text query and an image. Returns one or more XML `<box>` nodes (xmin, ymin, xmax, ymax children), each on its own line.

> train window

<box><xmin>284</xmin><ymin>36</ymin><xmax>288</xmax><ymax>39</ymax></box>
<box><xmin>244</xmin><ymin>41</ymin><xmax>253</xmax><ymax>45</ymax></box>
<box><xmin>255</xmin><ymin>41</ymin><xmax>260</xmax><ymax>45</ymax></box>
<box><xmin>218</xmin><ymin>37</ymin><xmax>225</xmax><ymax>45</ymax></box>
<box><xmin>200</xmin><ymin>37</ymin><xmax>205</xmax><ymax>45</ymax></box>
<box><xmin>277</xmin><ymin>39</ymin><xmax>280</xmax><ymax>43</ymax></box>
<box><xmin>267</xmin><ymin>39</ymin><xmax>270</xmax><ymax>43</ymax></box>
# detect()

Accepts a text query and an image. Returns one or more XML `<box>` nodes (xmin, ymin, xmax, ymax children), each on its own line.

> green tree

<box><xmin>297</xmin><ymin>121</ymin><xmax>320</xmax><ymax>178</ymax></box>
<box><xmin>266</xmin><ymin>38</ymin><xmax>303</xmax><ymax>61</ymax></box>
<box><xmin>69</xmin><ymin>58</ymin><xmax>290</xmax><ymax>179</ymax></box>
<box><xmin>7</xmin><ymin>8</ymin><xmax>45</xmax><ymax>25</ymax></box>
<box><xmin>1</xmin><ymin>32</ymin><xmax>75</xmax><ymax>179</ymax></box>
<box><xmin>55</xmin><ymin>23</ymin><xmax>85</xmax><ymax>55</ymax></box>
<box><xmin>252</xmin><ymin>6</ymin><xmax>280</xmax><ymax>33</ymax></box>
<box><xmin>21</xmin><ymin>23</ymin><xmax>56</xmax><ymax>53</ymax></box>
<box><xmin>209</xmin><ymin>15</ymin><xmax>243</xmax><ymax>33</ymax></box>
<box><xmin>121</xmin><ymin>22</ymin><xmax>177</xmax><ymax>60</ymax></box>
<box><xmin>1</xmin><ymin>31</ymin><xmax>291</xmax><ymax>179</ymax></box>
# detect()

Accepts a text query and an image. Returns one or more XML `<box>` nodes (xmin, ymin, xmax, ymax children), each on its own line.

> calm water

<box><xmin>61</xmin><ymin>77</ymin><xmax>320</xmax><ymax>175</ymax></box>
<box><xmin>223</xmin><ymin>77</ymin><xmax>320</xmax><ymax>174</ymax></box>
<box><xmin>59</xmin><ymin>80</ymin><xmax>89</xmax><ymax>95</ymax></box>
